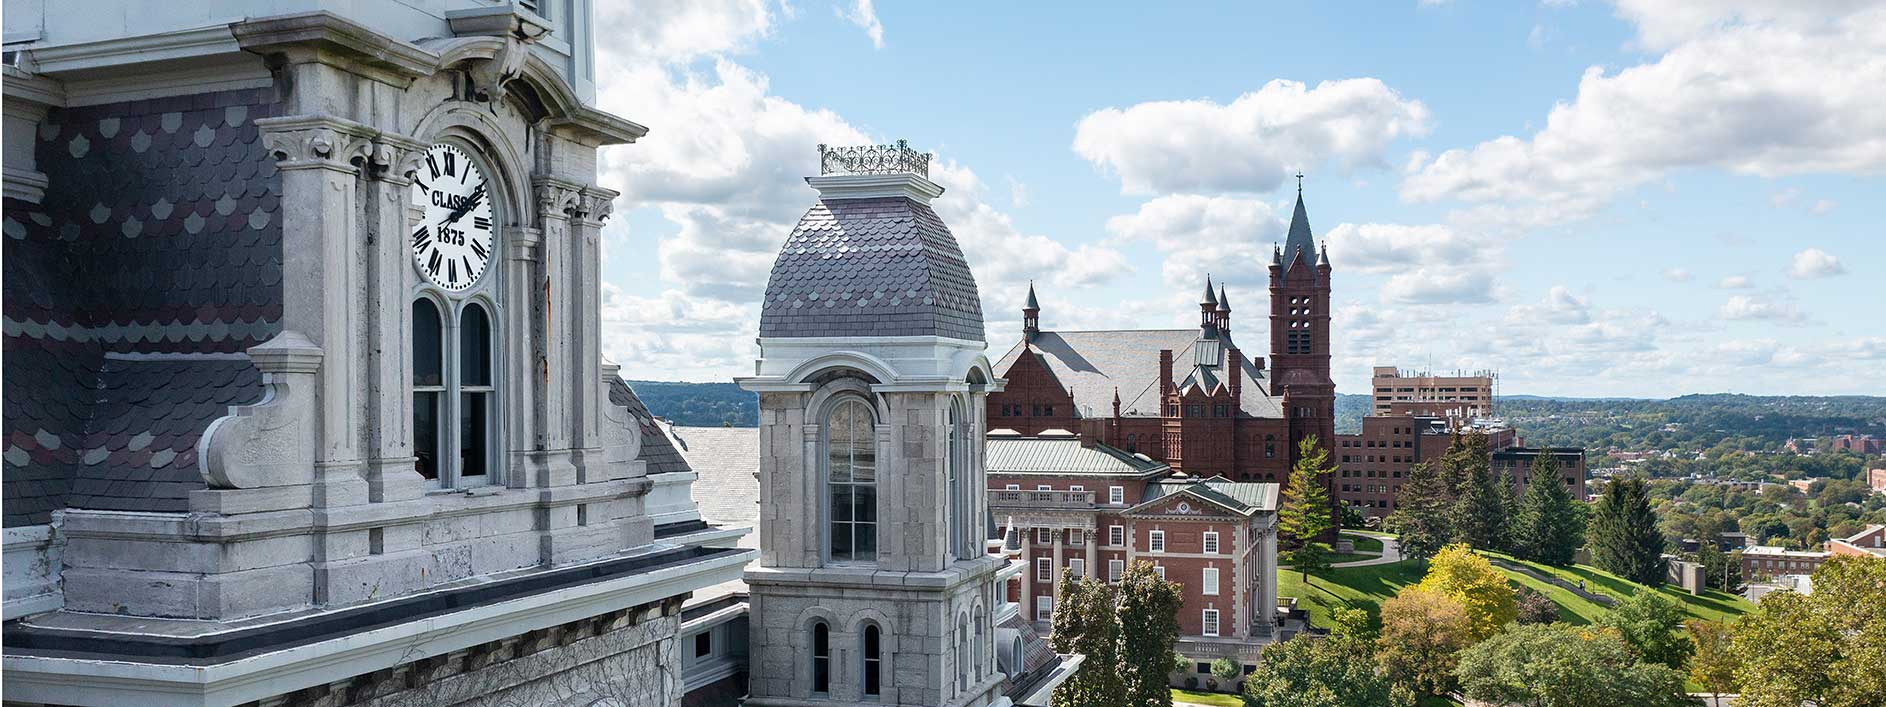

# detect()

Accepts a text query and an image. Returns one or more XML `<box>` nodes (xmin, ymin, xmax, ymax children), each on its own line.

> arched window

<box><xmin>411</xmin><ymin>297</ymin><xmax>498</xmax><ymax>487</ymax></box>
<box><xmin>862</xmin><ymin>624</ymin><xmax>882</xmax><ymax>697</ymax></box>
<box><xmin>826</xmin><ymin>398</ymin><xmax>877</xmax><ymax>563</ymax></box>
<box><xmin>956</xmin><ymin>613</ymin><xmax>969</xmax><ymax>693</ymax></box>
<box><xmin>949</xmin><ymin>398</ymin><xmax>971</xmax><ymax>559</ymax></box>
<box><xmin>812</xmin><ymin>621</ymin><xmax>831</xmax><ymax>695</ymax></box>
<box><xmin>413</xmin><ymin>299</ymin><xmax>443</xmax><ymax>480</ymax></box>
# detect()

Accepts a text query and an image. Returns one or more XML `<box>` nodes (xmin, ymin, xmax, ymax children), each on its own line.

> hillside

<box><xmin>624</xmin><ymin>380</ymin><xmax>757</xmax><ymax>427</ymax></box>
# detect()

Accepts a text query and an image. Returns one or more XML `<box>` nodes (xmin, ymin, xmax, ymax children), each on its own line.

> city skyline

<box><xmin>592</xmin><ymin>1</ymin><xmax>1884</xmax><ymax>398</ymax></box>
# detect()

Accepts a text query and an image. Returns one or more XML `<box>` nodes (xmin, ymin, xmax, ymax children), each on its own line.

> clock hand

<box><xmin>444</xmin><ymin>184</ymin><xmax>487</xmax><ymax>226</ymax></box>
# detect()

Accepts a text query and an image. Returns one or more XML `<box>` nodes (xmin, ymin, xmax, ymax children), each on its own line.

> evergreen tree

<box><xmin>1049</xmin><ymin>572</ymin><xmax>1123</xmax><ymax>707</ymax></box>
<box><xmin>1513</xmin><ymin>452</ymin><xmax>1582</xmax><ymax>566</ymax></box>
<box><xmin>1279</xmin><ymin>437</ymin><xmax>1336</xmax><ymax>578</ymax></box>
<box><xmin>1385</xmin><ymin>461</ymin><xmax>1453</xmax><ymax>562</ymax></box>
<box><xmin>1450</xmin><ymin>435</ymin><xmax>1504</xmax><ymax>552</ymax></box>
<box><xmin>1588</xmin><ymin>476</ymin><xmax>1667</xmax><ymax>586</ymax></box>
<box><xmin>1116</xmin><ymin>561</ymin><xmax>1184</xmax><ymax>707</ymax></box>
<box><xmin>1495</xmin><ymin>469</ymin><xmax>1521</xmax><ymax>553</ymax></box>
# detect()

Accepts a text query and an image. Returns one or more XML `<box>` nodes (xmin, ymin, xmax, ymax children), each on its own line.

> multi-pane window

<box><xmin>812</xmin><ymin>622</ymin><xmax>831</xmax><ymax>694</ymax></box>
<box><xmin>826</xmin><ymin>398</ymin><xmax>877</xmax><ymax>563</ymax></box>
<box><xmin>863</xmin><ymin>625</ymin><xmax>882</xmax><ymax>697</ymax></box>
<box><xmin>1108</xmin><ymin>559</ymin><xmax>1124</xmax><ymax>582</ymax></box>
<box><xmin>948</xmin><ymin>399</ymin><xmax>974</xmax><ymax>560</ymax></box>
<box><xmin>1203</xmin><ymin>567</ymin><xmax>1220</xmax><ymax>595</ymax></box>
<box><xmin>1037</xmin><ymin>527</ymin><xmax>1051</xmax><ymax>544</ymax></box>
<box><xmin>1154</xmin><ymin>565</ymin><xmax>1166</xmax><ymax>580</ymax></box>
<box><xmin>1204</xmin><ymin>531</ymin><xmax>1220</xmax><ymax>554</ymax></box>
<box><xmin>1037</xmin><ymin>557</ymin><xmax>1051</xmax><ymax>582</ymax></box>
<box><xmin>412</xmin><ymin>298</ymin><xmax>495</xmax><ymax>487</ymax></box>
<box><xmin>1109</xmin><ymin>486</ymin><xmax>1125</xmax><ymax>505</ymax></box>
<box><xmin>1202</xmin><ymin>609</ymin><xmax>1220</xmax><ymax>637</ymax></box>
<box><xmin>1149</xmin><ymin>530</ymin><xmax>1165</xmax><ymax>552</ymax></box>
<box><xmin>1069</xmin><ymin>529</ymin><xmax>1084</xmax><ymax>546</ymax></box>
<box><xmin>1069</xmin><ymin>558</ymin><xmax>1085</xmax><ymax>578</ymax></box>
<box><xmin>1109</xmin><ymin>525</ymin><xmax>1125</xmax><ymax>546</ymax></box>
<box><xmin>1036</xmin><ymin>596</ymin><xmax>1053</xmax><ymax>621</ymax></box>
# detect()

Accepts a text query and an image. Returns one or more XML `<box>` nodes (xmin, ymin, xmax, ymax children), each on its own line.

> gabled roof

<box><xmin>607</xmin><ymin>377</ymin><xmax>691</xmax><ymax>477</ymax></box>
<box><xmin>671</xmin><ymin>425</ymin><xmax>761</xmax><ymax>529</ymax></box>
<box><xmin>1132</xmin><ymin>477</ymin><xmax>1280</xmax><ymax>516</ymax></box>
<box><xmin>992</xmin><ymin>330</ymin><xmax>1283</xmax><ymax>419</ymax></box>
<box><xmin>984</xmin><ymin>435</ymin><xmax>1168</xmax><ymax>477</ymax></box>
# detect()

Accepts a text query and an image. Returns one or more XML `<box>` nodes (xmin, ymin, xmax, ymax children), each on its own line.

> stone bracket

<box><xmin>200</xmin><ymin>330</ymin><xmax>323</xmax><ymax>489</ymax></box>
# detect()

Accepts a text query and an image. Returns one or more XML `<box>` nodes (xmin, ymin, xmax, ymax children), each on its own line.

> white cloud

<box><xmin>1323</xmin><ymin>222</ymin><xmax>1503</xmax><ymax>305</ymax></box>
<box><xmin>1810</xmin><ymin>198</ymin><xmax>1837</xmax><ymax>214</ymax></box>
<box><xmin>596</xmin><ymin>0</ymin><xmax>778</xmax><ymax>65</ymax></box>
<box><xmin>1787</xmin><ymin>247</ymin><xmax>1846</xmax><ymax>279</ymax></box>
<box><xmin>1400</xmin><ymin>2</ymin><xmax>1886</xmax><ymax>229</ymax></box>
<box><xmin>1718</xmin><ymin>275</ymin><xmax>1754</xmax><ymax>289</ymax></box>
<box><xmin>1662</xmin><ymin>268</ymin><xmax>1693</xmax><ymax>282</ymax></box>
<box><xmin>836</xmin><ymin>0</ymin><xmax>885</xmax><ymax>49</ymax></box>
<box><xmin>1103</xmin><ymin>194</ymin><xmax>1283</xmax><ymax>290</ymax></box>
<box><xmin>1719</xmin><ymin>293</ymin><xmax>1807</xmax><ymax>323</ymax></box>
<box><xmin>1073</xmin><ymin>78</ymin><xmax>1430</xmax><ymax>195</ymax></box>
<box><xmin>929</xmin><ymin>160</ymin><xmax>1132</xmax><ymax>298</ymax></box>
<box><xmin>1006</xmin><ymin>176</ymin><xmax>1030</xmax><ymax>208</ymax></box>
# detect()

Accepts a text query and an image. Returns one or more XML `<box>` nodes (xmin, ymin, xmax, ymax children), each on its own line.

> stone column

<box><xmin>1085</xmin><ymin>527</ymin><xmax>1097</xmax><ymax>580</ymax></box>
<box><xmin>568</xmin><ymin>187</ymin><xmax>615</xmax><ymax>470</ymax></box>
<box><xmin>364</xmin><ymin>134</ymin><xmax>428</xmax><ymax>504</ymax></box>
<box><xmin>1051</xmin><ymin>528</ymin><xmax>1065</xmax><ymax>598</ymax></box>
<box><xmin>1259</xmin><ymin>523</ymin><xmax>1278</xmax><ymax>631</ymax></box>
<box><xmin>1020</xmin><ymin>532</ymin><xmax>1033</xmax><ymax>617</ymax></box>
<box><xmin>1232</xmin><ymin>524</ymin><xmax>1249</xmax><ymax>639</ymax></box>
<box><xmin>528</xmin><ymin>177</ymin><xmax>583</xmax><ymax>487</ymax></box>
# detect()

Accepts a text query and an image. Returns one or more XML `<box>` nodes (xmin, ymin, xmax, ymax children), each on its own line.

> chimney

<box><xmin>1158</xmin><ymin>350</ymin><xmax>1174</xmax><ymax>399</ymax></box>
<box><xmin>1228</xmin><ymin>347</ymin><xmax>1242</xmax><ymax>402</ymax></box>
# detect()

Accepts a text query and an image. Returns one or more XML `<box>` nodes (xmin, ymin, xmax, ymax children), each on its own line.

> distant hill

<box><xmin>630</xmin><ymin>381</ymin><xmax>1886</xmax><ymax>450</ymax></box>
<box><xmin>624</xmin><ymin>380</ymin><xmax>757</xmax><ymax>427</ymax></box>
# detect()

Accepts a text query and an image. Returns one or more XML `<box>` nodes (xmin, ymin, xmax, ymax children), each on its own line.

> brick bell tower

<box><xmin>1269</xmin><ymin>176</ymin><xmax>1338</xmax><ymax>527</ymax></box>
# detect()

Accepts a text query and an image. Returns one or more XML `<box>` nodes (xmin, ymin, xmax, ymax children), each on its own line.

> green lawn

<box><xmin>1341</xmin><ymin>532</ymin><xmax>1384</xmax><ymax>554</ymax></box>
<box><xmin>1276</xmin><ymin>553</ymin><xmax>1750</xmax><ymax>630</ymax></box>
<box><xmin>1482</xmin><ymin>551</ymin><xmax>1752</xmax><ymax>624</ymax></box>
<box><xmin>1171</xmin><ymin>687</ymin><xmax>1244</xmax><ymax>706</ymax></box>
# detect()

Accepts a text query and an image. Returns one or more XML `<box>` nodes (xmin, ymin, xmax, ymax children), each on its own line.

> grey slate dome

<box><xmin>757</xmin><ymin>143</ymin><xmax>985</xmax><ymax>341</ymax></box>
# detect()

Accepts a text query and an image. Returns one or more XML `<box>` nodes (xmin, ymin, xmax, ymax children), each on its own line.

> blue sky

<box><xmin>590</xmin><ymin>1</ymin><xmax>1885</xmax><ymax>397</ymax></box>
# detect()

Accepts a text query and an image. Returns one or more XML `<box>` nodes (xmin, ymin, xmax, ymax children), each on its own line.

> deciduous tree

<box><xmin>1456</xmin><ymin>624</ymin><xmax>1696</xmax><ymax>707</ymax></box>
<box><xmin>1243</xmin><ymin>608</ymin><xmax>1413</xmax><ymax>707</ymax></box>
<box><xmin>1514</xmin><ymin>585</ymin><xmax>1560</xmax><ymax>625</ymax></box>
<box><xmin>1417</xmin><ymin>543</ymin><xmax>1516</xmax><ymax>642</ymax></box>
<box><xmin>1049</xmin><ymin>572</ymin><xmax>1123</xmax><ymax>707</ymax></box>
<box><xmin>1593</xmin><ymin>591</ymin><xmax>1691</xmax><ymax>670</ymax></box>
<box><xmin>1589</xmin><ymin>475</ymin><xmax>1667</xmax><ymax>586</ymax></box>
<box><xmin>1686</xmin><ymin>619</ymin><xmax>1737</xmax><ymax>703</ymax></box>
<box><xmin>1733</xmin><ymin>556</ymin><xmax>1886</xmax><ymax>707</ymax></box>
<box><xmin>1376</xmin><ymin>587</ymin><xmax>1472</xmax><ymax>698</ymax></box>
<box><xmin>1115</xmin><ymin>561</ymin><xmax>1184</xmax><ymax>707</ymax></box>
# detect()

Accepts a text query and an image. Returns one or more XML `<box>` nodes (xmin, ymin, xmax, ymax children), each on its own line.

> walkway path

<box><xmin>1331</xmin><ymin>536</ymin><xmax>1402</xmax><ymax>568</ymax></box>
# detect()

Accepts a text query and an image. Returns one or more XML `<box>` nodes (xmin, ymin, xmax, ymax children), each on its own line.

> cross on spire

<box><xmin>1295</xmin><ymin>171</ymin><xmax>1304</xmax><ymax>194</ymax></box>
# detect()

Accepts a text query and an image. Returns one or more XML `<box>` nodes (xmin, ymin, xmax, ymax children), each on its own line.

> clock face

<box><xmin>411</xmin><ymin>143</ymin><xmax>494</xmax><ymax>292</ymax></box>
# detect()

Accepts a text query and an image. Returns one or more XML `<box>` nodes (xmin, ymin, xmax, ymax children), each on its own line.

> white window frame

<box><xmin>1037</xmin><ymin>557</ymin><xmax>1051</xmax><ymax>582</ymax></box>
<box><xmin>1006</xmin><ymin>483</ymin><xmax>1020</xmax><ymax>490</ymax></box>
<box><xmin>1202</xmin><ymin>609</ymin><xmax>1220</xmax><ymax>637</ymax></box>
<box><xmin>1036</xmin><ymin>527</ymin><xmax>1050</xmax><ymax>544</ymax></box>
<box><xmin>411</xmin><ymin>296</ymin><xmax>502</xmax><ymax>489</ymax></box>
<box><xmin>1037</xmin><ymin>484</ymin><xmax>1052</xmax><ymax>492</ymax></box>
<box><xmin>822</xmin><ymin>396</ymin><xmax>878</xmax><ymax>565</ymax></box>
<box><xmin>1203</xmin><ymin>567</ymin><xmax>1220</xmax><ymax>596</ymax></box>
<box><xmin>1154</xmin><ymin>565</ymin><xmax>1166</xmax><ymax>580</ymax></box>
<box><xmin>1036</xmin><ymin>596</ymin><xmax>1053</xmax><ymax>621</ymax></box>
<box><xmin>1069</xmin><ymin>528</ymin><xmax>1084</xmax><ymax>546</ymax></box>
<box><xmin>1109</xmin><ymin>485</ymin><xmax>1124</xmax><ymax>505</ymax></box>
<box><xmin>1108</xmin><ymin>559</ymin><xmax>1124</xmax><ymax>583</ymax></box>
<box><xmin>1109</xmin><ymin>525</ymin><xmax>1124</xmax><ymax>546</ymax></box>
<box><xmin>1069</xmin><ymin>484</ymin><xmax>1084</xmax><ymax>493</ymax></box>
<box><xmin>1203</xmin><ymin>531</ymin><xmax>1220</xmax><ymax>555</ymax></box>
<box><xmin>1149</xmin><ymin>530</ymin><xmax>1165</xmax><ymax>553</ymax></box>
<box><xmin>1069</xmin><ymin>558</ymin><xmax>1085</xmax><ymax>579</ymax></box>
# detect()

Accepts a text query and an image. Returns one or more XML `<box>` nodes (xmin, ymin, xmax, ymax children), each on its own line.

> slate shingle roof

<box><xmin>983</xmin><ymin>436</ymin><xmax>1166</xmax><ymax>476</ymax></box>
<box><xmin>991</xmin><ymin>330</ymin><xmax>1284</xmax><ymax>419</ymax></box>
<box><xmin>759</xmin><ymin>196</ymin><xmax>984</xmax><ymax>341</ymax></box>
<box><xmin>1138</xmin><ymin>477</ymin><xmax>1280</xmax><ymax>515</ymax></box>
<box><xmin>3</xmin><ymin>88</ymin><xmax>280</xmax><ymax>525</ymax></box>
<box><xmin>670</xmin><ymin>426</ymin><xmax>759</xmax><ymax>532</ymax></box>
<box><xmin>606</xmin><ymin>377</ymin><xmax>691</xmax><ymax>477</ymax></box>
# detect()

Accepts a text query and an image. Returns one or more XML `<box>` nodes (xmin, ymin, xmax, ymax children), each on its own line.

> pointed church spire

<box><xmin>1025</xmin><ymin>281</ymin><xmax>1040</xmax><ymax>310</ymax></box>
<box><xmin>1317</xmin><ymin>241</ymin><xmax>1331</xmax><ymax>269</ymax></box>
<box><xmin>1283</xmin><ymin>178</ymin><xmax>1315</xmax><ymax>271</ymax></box>
<box><xmin>1216</xmin><ymin>285</ymin><xmax>1230</xmax><ymax>313</ymax></box>
<box><xmin>1022</xmin><ymin>281</ymin><xmax>1041</xmax><ymax>343</ymax></box>
<box><xmin>1201</xmin><ymin>275</ymin><xmax>1217</xmax><ymax>306</ymax></box>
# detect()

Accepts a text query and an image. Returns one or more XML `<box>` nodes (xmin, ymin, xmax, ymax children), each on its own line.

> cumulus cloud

<box><xmin>1400</xmin><ymin>2</ymin><xmax>1886</xmax><ymax>229</ymax></box>
<box><xmin>1810</xmin><ymin>199</ymin><xmax>1837</xmax><ymax>215</ymax></box>
<box><xmin>1103</xmin><ymin>194</ymin><xmax>1284</xmax><ymax>291</ymax></box>
<box><xmin>1787</xmin><ymin>247</ymin><xmax>1846</xmax><ymax>279</ymax></box>
<box><xmin>836</xmin><ymin>0</ymin><xmax>885</xmax><ymax>49</ymax></box>
<box><xmin>596</xmin><ymin>0</ymin><xmax>779</xmax><ymax>65</ymax></box>
<box><xmin>1323</xmin><ymin>222</ymin><xmax>1503</xmax><ymax>305</ymax></box>
<box><xmin>1718</xmin><ymin>275</ymin><xmax>1754</xmax><ymax>289</ymax></box>
<box><xmin>1663</xmin><ymin>268</ymin><xmax>1692</xmax><ymax>282</ymax></box>
<box><xmin>1718</xmin><ymin>293</ymin><xmax>1807</xmax><ymax>323</ymax></box>
<box><xmin>1073</xmin><ymin>78</ymin><xmax>1430</xmax><ymax>195</ymax></box>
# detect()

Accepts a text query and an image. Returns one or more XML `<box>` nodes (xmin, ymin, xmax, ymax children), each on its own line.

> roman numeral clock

<box><xmin>411</xmin><ymin>143</ymin><xmax>495</xmax><ymax>292</ymax></box>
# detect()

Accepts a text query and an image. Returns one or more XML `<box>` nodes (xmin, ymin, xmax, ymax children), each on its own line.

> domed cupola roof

<box><xmin>758</xmin><ymin>141</ymin><xmax>984</xmax><ymax>342</ymax></box>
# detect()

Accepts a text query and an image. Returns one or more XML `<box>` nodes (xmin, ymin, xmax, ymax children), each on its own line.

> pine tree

<box><xmin>1116</xmin><ymin>561</ymin><xmax>1184</xmax><ymax>707</ymax></box>
<box><xmin>1589</xmin><ymin>475</ymin><xmax>1667</xmax><ymax>586</ymax></box>
<box><xmin>1278</xmin><ymin>436</ymin><xmax>1336</xmax><ymax>579</ymax></box>
<box><xmin>1385</xmin><ymin>461</ymin><xmax>1453</xmax><ymax>563</ymax></box>
<box><xmin>1449</xmin><ymin>434</ymin><xmax>1504</xmax><ymax>551</ymax></box>
<box><xmin>1512</xmin><ymin>452</ymin><xmax>1582</xmax><ymax>566</ymax></box>
<box><xmin>1050</xmin><ymin>572</ymin><xmax>1124</xmax><ymax>707</ymax></box>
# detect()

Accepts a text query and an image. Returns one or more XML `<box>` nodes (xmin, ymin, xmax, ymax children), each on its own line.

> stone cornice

<box><xmin>256</xmin><ymin>114</ymin><xmax>379</xmax><ymax>172</ymax></box>
<box><xmin>17</xmin><ymin>23</ymin><xmax>242</xmax><ymax>77</ymax></box>
<box><xmin>231</xmin><ymin>11</ymin><xmax>437</xmax><ymax>82</ymax></box>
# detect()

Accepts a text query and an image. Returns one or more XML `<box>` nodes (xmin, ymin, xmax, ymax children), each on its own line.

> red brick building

<box><xmin>983</xmin><ymin>433</ymin><xmax>1280</xmax><ymax>669</ymax></box>
<box><xmin>1335</xmin><ymin>415</ymin><xmax>1584</xmax><ymax>519</ymax></box>
<box><xmin>1831</xmin><ymin>434</ymin><xmax>1883</xmax><ymax>455</ymax></box>
<box><xmin>987</xmin><ymin>190</ymin><xmax>1335</xmax><ymax>486</ymax></box>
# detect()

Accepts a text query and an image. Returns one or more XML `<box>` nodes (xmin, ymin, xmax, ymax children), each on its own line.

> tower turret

<box><xmin>1023</xmin><ymin>281</ymin><xmax>1040</xmax><ymax>344</ymax></box>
